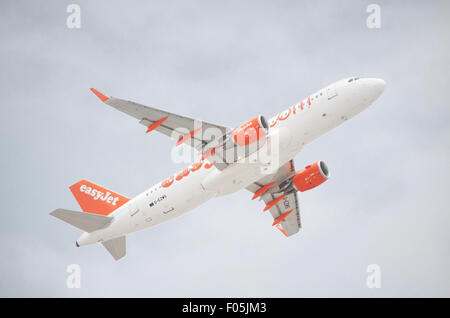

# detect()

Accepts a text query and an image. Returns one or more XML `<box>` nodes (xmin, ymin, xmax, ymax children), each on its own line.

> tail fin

<box><xmin>50</xmin><ymin>209</ymin><xmax>112</xmax><ymax>232</ymax></box>
<box><xmin>69</xmin><ymin>179</ymin><xmax>130</xmax><ymax>216</ymax></box>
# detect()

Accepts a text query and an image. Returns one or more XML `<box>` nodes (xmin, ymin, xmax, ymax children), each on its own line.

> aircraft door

<box><xmin>128</xmin><ymin>201</ymin><xmax>139</xmax><ymax>216</ymax></box>
<box><xmin>326</xmin><ymin>84</ymin><xmax>338</xmax><ymax>100</ymax></box>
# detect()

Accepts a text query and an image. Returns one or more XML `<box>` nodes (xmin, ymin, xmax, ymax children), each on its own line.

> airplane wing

<box><xmin>90</xmin><ymin>88</ymin><xmax>230</xmax><ymax>150</ymax></box>
<box><xmin>246</xmin><ymin>160</ymin><xmax>301</xmax><ymax>237</ymax></box>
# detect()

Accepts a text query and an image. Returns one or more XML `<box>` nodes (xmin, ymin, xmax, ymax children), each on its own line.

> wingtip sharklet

<box><xmin>90</xmin><ymin>88</ymin><xmax>109</xmax><ymax>102</ymax></box>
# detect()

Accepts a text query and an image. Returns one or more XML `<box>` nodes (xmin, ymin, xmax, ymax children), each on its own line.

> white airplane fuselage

<box><xmin>77</xmin><ymin>77</ymin><xmax>385</xmax><ymax>246</ymax></box>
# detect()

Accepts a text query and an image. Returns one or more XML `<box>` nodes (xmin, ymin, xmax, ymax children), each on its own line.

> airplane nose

<box><xmin>373</xmin><ymin>78</ymin><xmax>386</xmax><ymax>94</ymax></box>
<box><xmin>365</xmin><ymin>78</ymin><xmax>386</xmax><ymax>101</ymax></box>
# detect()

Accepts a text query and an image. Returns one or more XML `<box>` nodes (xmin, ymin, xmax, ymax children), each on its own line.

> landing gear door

<box><xmin>326</xmin><ymin>84</ymin><xmax>338</xmax><ymax>100</ymax></box>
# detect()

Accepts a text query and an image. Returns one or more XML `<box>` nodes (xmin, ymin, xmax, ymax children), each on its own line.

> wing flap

<box><xmin>247</xmin><ymin>160</ymin><xmax>301</xmax><ymax>237</ymax></box>
<box><xmin>263</xmin><ymin>191</ymin><xmax>301</xmax><ymax>237</ymax></box>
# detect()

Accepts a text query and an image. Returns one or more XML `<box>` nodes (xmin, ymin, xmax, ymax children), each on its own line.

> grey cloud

<box><xmin>0</xmin><ymin>0</ymin><xmax>449</xmax><ymax>297</ymax></box>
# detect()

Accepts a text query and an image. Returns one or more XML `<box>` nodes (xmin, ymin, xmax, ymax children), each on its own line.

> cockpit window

<box><xmin>348</xmin><ymin>77</ymin><xmax>361</xmax><ymax>83</ymax></box>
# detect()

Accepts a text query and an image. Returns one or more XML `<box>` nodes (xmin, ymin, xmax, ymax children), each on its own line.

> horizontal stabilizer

<box><xmin>50</xmin><ymin>209</ymin><xmax>112</xmax><ymax>232</ymax></box>
<box><xmin>102</xmin><ymin>236</ymin><xmax>126</xmax><ymax>261</ymax></box>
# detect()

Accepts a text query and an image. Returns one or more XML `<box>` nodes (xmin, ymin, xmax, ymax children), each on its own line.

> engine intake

<box><xmin>292</xmin><ymin>161</ymin><xmax>329</xmax><ymax>192</ymax></box>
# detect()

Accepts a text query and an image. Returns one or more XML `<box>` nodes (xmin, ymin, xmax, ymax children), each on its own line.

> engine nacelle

<box><xmin>231</xmin><ymin>115</ymin><xmax>269</xmax><ymax>147</ymax></box>
<box><xmin>203</xmin><ymin>115</ymin><xmax>269</xmax><ymax>164</ymax></box>
<box><xmin>292</xmin><ymin>161</ymin><xmax>329</xmax><ymax>192</ymax></box>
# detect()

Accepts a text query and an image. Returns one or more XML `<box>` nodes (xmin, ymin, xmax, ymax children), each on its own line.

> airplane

<box><xmin>50</xmin><ymin>77</ymin><xmax>386</xmax><ymax>260</ymax></box>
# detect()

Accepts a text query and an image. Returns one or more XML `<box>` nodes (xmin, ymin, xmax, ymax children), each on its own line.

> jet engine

<box><xmin>292</xmin><ymin>161</ymin><xmax>329</xmax><ymax>192</ymax></box>
<box><xmin>203</xmin><ymin>115</ymin><xmax>270</xmax><ymax>165</ymax></box>
<box><xmin>231</xmin><ymin>115</ymin><xmax>269</xmax><ymax>147</ymax></box>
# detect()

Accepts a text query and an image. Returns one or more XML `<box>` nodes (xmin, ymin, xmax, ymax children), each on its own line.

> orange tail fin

<box><xmin>69</xmin><ymin>180</ymin><xmax>130</xmax><ymax>216</ymax></box>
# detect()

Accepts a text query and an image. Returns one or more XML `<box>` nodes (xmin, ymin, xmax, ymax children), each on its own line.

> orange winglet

<box><xmin>201</xmin><ymin>147</ymin><xmax>216</xmax><ymax>161</ymax></box>
<box><xmin>90</xmin><ymin>88</ymin><xmax>109</xmax><ymax>102</ymax></box>
<box><xmin>252</xmin><ymin>181</ymin><xmax>277</xmax><ymax>200</ymax></box>
<box><xmin>272</xmin><ymin>210</ymin><xmax>293</xmax><ymax>226</ymax></box>
<box><xmin>263</xmin><ymin>194</ymin><xmax>286</xmax><ymax>212</ymax></box>
<box><xmin>275</xmin><ymin>224</ymin><xmax>288</xmax><ymax>237</ymax></box>
<box><xmin>176</xmin><ymin>127</ymin><xmax>202</xmax><ymax>146</ymax></box>
<box><xmin>146</xmin><ymin>116</ymin><xmax>168</xmax><ymax>133</ymax></box>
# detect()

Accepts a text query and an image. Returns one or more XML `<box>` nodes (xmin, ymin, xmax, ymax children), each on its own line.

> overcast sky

<box><xmin>1</xmin><ymin>0</ymin><xmax>449</xmax><ymax>297</ymax></box>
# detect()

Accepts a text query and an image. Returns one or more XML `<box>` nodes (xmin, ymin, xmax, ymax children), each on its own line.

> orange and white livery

<box><xmin>50</xmin><ymin>77</ymin><xmax>385</xmax><ymax>260</ymax></box>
